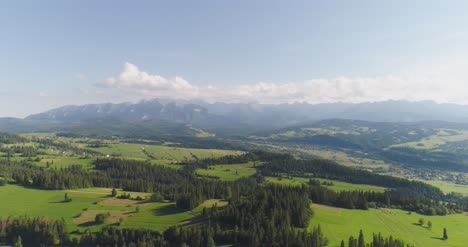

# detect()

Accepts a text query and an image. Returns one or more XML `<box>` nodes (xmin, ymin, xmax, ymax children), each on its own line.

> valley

<box><xmin>309</xmin><ymin>204</ymin><xmax>468</xmax><ymax>247</ymax></box>
<box><xmin>0</xmin><ymin>129</ymin><xmax>468</xmax><ymax>246</ymax></box>
<box><xmin>5</xmin><ymin>2</ymin><xmax>468</xmax><ymax>246</ymax></box>
<box><xmin>1</xmin><ymin>108</ymin><xmax>468</xmax><ymax>246</ymax></box>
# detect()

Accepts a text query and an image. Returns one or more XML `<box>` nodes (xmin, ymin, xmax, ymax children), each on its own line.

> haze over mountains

<box><xmin>2</xmin><ymin>99</ymin><xmax>468</xmax><ymax>136</ymax></box>
<box><xmin>26</xmin><ymin>99</ymin><xmax>468</xmax><ymax>124</ymax></box>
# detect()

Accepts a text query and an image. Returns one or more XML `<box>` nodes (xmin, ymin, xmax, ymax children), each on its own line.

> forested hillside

<box><xmin>0</xmin><ymin>129</ymin><xmax>465</xmax><ymax>246</ymax></box>
<box><xmin>251</xmin><ymin>119</ymin><xmax>468</xmax><ymax>173</ymax></box>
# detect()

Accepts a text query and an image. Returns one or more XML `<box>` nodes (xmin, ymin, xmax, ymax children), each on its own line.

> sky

<box><xmin>2</xmin><ymin>0</ymin><xmax>468</xmax><ymax>117</ymax></box>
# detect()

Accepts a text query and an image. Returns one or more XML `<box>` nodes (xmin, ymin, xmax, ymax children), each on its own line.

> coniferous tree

<box><xmin>358</xmin><ymin>230</ymin><xmax>364</xmax><ymax>247</ymax></box>
<box><xmin>14</xmin><ymin>236</ymin><xmax>22</xmax><ymax>247</ymax></box>
<box><xmin>111</xmin><ymin>188</ymin><xmax>117</xmax><ymax>197</ymax></box>
<box><xmin>64</xmin><ymin>192</ymin><xmax>72</xmax><ymax>202</ymax></box>
<box><xmin>418</xmin><ymin>218</ymin><xmax>425</xmax><ymax>226</ymax></box>
<box><xmin>348</xmin><ymin>236</ymin><xmax>356</xmax><ymax>247</ymax></box>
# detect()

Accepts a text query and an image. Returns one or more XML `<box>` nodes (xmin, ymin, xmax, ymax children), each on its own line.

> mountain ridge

<box><xmin>26</xmin><ymin>99</ymin><xmax>468</xmax><ymax>127</ymax></box>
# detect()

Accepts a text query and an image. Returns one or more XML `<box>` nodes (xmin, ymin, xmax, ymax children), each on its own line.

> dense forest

<box><xmin>251</xmin><ymin>119</ymin><xmax>468</xmax><ymax>172</ymax></box>
<box><xmin>0</xmin><ymin>215</ymin><xmax>413</xmax><ymax>247</ymax></box>
<box><xmin>0</xmin><ymin>145</ymin><xmax>466</xmax><ymax>245</ymax></box>
<box><xmin>1</xmin><ymin>150</ymin><xmax>466</xmax><ymax>215</ymax></box>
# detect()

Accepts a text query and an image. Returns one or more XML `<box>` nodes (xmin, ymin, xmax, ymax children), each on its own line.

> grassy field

<box><xmin>122</xmin><ymin>199</ymin><xmax>226</xmax><ymax>232</ymax></box>
<box><xmin>423</xmin><ymin>180</ymin><xmax>468</xmax><ymax>196</ymax></box>
<box><xmin>90</xmin><ymin>143</ymin><xmax>241</xmax><ymax>161</ymax></box>
<box><xmin>195</xmin><ymin>162</ymin><xmax>259</xmax><ymax>181</ymax></box>
<box><xmin>308</xmin><ymin>204</ymin><xmax>468</xmax><ymax>247</ymax></box>
<box><xmin>266</xmin><ymin>176</ymin><xmax>387</xmax><ymax>192</ymax></box>
<box><xmin>0</xmin><ymin>185</ymin><xmax>225</xmax><ymax>234</ymax></box>
<box><xmin>35</xmin><ymin>156</ymin><xmax>95</xmax><ymax>169</ymax></box>
<box><xmin>299</xmin><ymin>148</ymin><xmax>390</xmax><ymax>170</ymax></box>
<box><xmin>0</xmin><ymin>185</ymin><xmax>127</xmax><ymax>232</ymax></box>
<box><xmin>391</xmin><ymin>129</ymin><xmax>468</xmax><ymax>150</ymax></box>
<box><xmin>267</xmin><ymin>127</ymin><xmax>364</xmax><ymax>140</ymax></box>
<box><xmin>1</xmin><ymin>135</ymin><xmax>244</xmax><ymax>171</ymax></box>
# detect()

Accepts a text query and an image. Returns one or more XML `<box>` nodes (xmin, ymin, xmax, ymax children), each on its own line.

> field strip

<box><xmin>312</xmin><ymin>203</ymin><xmax>342</xmax><ymax>214</ymax></box>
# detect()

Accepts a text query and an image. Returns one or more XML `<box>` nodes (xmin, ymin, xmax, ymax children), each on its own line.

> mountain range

<box><xmin>26</xmin><ymin>99</ymin><xmax>468</xmax><ymax>124</ymax></box>
<box><xmin>2</xmin><ymin>99</ymin><xmax>468</xmax><ymax>136</ymax></box>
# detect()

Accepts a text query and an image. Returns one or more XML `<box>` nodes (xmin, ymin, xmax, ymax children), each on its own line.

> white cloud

<box><xmin>76</xmin><ymin>73</ymin><xmax>88</xmax><ymax>81</ymax></box>
<box><xmin>38</xmin><ymin>91</ymin><xmax>49</xmax><ymax>97</ymax></box>
<box><xmin>99</xmin><ymin>62</ymin><xmax>468</xmax><ymax>105</ymax></box>
<box><xmin>102</xmin><ymin>63</ymin><xmax>196</xmax><ymax>98</ymax></box>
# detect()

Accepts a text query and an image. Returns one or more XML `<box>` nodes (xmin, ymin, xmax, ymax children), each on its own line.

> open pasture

<box><xmin>308</xmin><ymin>204</ymin><xmax>468</xmax><ymax>247</ymax></box>
<box><xmin>0</xmin><ymin>185</ymin><xmax>225</xmax><ymax>234</ymax></box>
<box><xmin>390</xmin><ymin>129</ymin><xmax>468</xmax><ymax>150</ymax></box>
<box><xmin>266</xmin><ymin>176</ymin><xmax>386</xmax><ymax>192</ymax></box>
<box><xmin>35</xmin><ymin>156</ymin><xmax>95</xmax><ymax>169</ymax></box>
<box><xmin>89</xmin><ymin>143</ymin><xmax>241</xmax><ymax>162</ymax></box>
<box><xmin>196</xmin><ymin>162</ymin><xmax>259</xmax><ymax>181</ymax></box>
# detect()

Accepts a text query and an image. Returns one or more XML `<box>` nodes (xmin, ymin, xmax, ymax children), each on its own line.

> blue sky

<box><xmin>2</xmin><ymin>1</ymin><xmax>468</xmax><ymax>117</ymax></box>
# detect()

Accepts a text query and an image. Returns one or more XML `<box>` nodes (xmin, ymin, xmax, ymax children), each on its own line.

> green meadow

<box><xmin>196</xmin><ymin>162</ymin><xmax>259</xmax><ymax>181</ymax></box>
<box><xmin>89</xmin><ymin>143</ymin><xmax>241</xmax><ymax>161</ymax></box>
<box><xmin>122</xmin><ymin>199</ymin><xmax>227</xmax><ymax>232</ymax></box>
<box><xmin>0</xmin><ymin>185</ymin><xmax>122</xmax><ymax>232</ymax></box>
<box><xmin>35</xmin><ymin>156</ymin><xmax>95</xmax><ymax>169</ymax></box>
<box><xmin>390</xmin><ymin>129</ymin><xmax>468</xmax><ymax>150</ymax></box>
<box><xmin>266</xmin><ymin>176</ymin><xmax>387</xmax><ymax>192</ymax></box>
<box><xmin>0</xmin><ymin>185</ymin><xmax>225</xmax><ymax>233</ymax></box>
<box><xmin>308</xmin><ymin>204</ymin><xmax>468</xmax><ymax>247</ymax></box>
<box><xmin>2</xmin><ymin>136</ymin><xmax>243</xmax><ymax>170</ymax></box>
<box><xmin>424</xmin><ymin>180</ymin><xmax>468</xmax><ymax>196</ymax></box>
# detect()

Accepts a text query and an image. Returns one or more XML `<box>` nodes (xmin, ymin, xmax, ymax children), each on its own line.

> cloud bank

<box><xmin>99</xmin><ymin>62</ymin><xmax>468</xmax><ymax>105</ymax></box>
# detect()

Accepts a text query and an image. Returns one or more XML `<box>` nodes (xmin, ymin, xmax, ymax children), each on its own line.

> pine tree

<box><xmin>340</xmin><ymin>240</ymin><xmax>345</xmax><ymax>247</ymax></box>
<box><xmin>14</xmin><ymin>236</ymin><xmax>23</xmax><ymax>247</ymax></box>
<box><xmin>427</xmin><ymin>221</ymin><xmax>432</xmax><ymax>230</ymax></box>
<box><xmin>111</xmin><ymin>188</ymin><xmax>117</xmax><ymax>197</ymax></box>
<box><xmin>358</xmin><ymin>230</ymin><xmax>365</xmax><ymax>247</ymax></box>
<box><xmin>64</xmin><ymin>193</ymin><xmax>71</xmax><ymax>202</ymax></box>
<box><xmin>226</xmin><ymin>187</ymin><xmax>232</xmax><ymax>199</ymax></box>
<box><xmin>418</xmin><ymin>218</ymin><xmax>425</xmax><ymax>226</ymax></box>
<box><xmin>205</xmin><ymin>230</ymin><xmax>215</xmax><ymax>247</ymax></box>
<box><xmin>443</xmin><ymin>228</ymin><xmax>448</xmax><ymax>240</ymax></box>
<box><xmin>349</xmin><ymin>236</ymin><xmax>356</xmax><ymax>247</ymax></box>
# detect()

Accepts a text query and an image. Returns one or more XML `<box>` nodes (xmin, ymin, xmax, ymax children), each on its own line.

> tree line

<box><xmin>0</xmin><ymin>150</ymin><xmax>466</xmax><ymax>246</ymax></box>
<box><xmin>0</xmin><ymin>216</ymin><xmax>416</xmax><ymax>247</ymax></box>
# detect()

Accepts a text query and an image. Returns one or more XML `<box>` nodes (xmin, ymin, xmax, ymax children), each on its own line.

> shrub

<box><xmin>95</xmin><ymin>213</ymin><xmax>110</xmax><ymax>224</ymax></box>
<box><xmin>150</xmin><ymin>192</ymin><xmax>164</xmax><ymax>202</ymax></box>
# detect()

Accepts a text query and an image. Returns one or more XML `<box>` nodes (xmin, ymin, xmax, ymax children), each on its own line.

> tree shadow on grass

<box><xmin>78</xmin><ymin>221</ymin><xmax>100</xmax><ymax>227</ymax></box>
<box><xmin>430</xmin><ymin>237</ymin><xmax>446</xmax><ymax>241</ymax></box>
<box><xmin>152</xmin><ymin>204</ymin><xmax>185</xmax><ymax>216</ymax></box>
<box><xmin>412</xmin><ymin>222</ymin><xmax>429</xmax><ymax>229</ymax></box>
<box><xmin>50</xmin><ymin>200</ymin><xmax>71</xmax><ymax>204</ymax></box>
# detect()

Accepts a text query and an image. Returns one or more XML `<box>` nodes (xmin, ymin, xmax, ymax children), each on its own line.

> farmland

<box><xmin>89</xmin><ymin>143</ymin><xmax>241</xmax><ymax>161</ymax></box>
<box><xmin>0</xmin><ymin>185</ymin><xmax>225</xmax><ymax>234</ymax></box>
<box><xmin>195</xmin><ymin>162</ymin><xmax>259</xmax><ymax>181</ymax></box>
<box><xmin>265</xmin><ymin>176</ymin><xmax>387</xmax><ymax>192</ymax></box>
<box><xmin>308</xmin><ymin>204</ymin><xmax>468</xmax><ymax>247</ymax></box>
<box><xmin>121</xmin><ymin>199</ymin><xmax>227</xmax><ymax>232</ymax></box>
<box><xmin>0</xmin><ymin>134</ymin><xmax>242</xmax><ymax>170</ymax></box>
<box><xmin>0</xmin><ymin>130</ymin><xmax>468</xmax><ymax>246</ymax></box>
